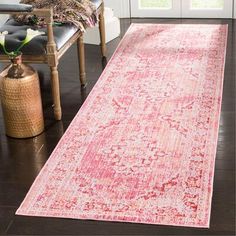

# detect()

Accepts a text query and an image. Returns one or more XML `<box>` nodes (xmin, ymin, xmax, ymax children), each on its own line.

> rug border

<box><xmin>206</xmin><ymin>24</ymin><xmax>228</xmax><ymax>228</ymax></box>
<box><xmin>16</xmin><ymin>23</ymin><xmax>228</xmax><ymax>229</ymax></box>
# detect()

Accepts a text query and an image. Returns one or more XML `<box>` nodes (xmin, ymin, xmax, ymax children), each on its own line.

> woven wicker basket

<box><xmin>0</xmin><ymin>64</ymin><xmax>44</xmax><ymax>138</ymax></box>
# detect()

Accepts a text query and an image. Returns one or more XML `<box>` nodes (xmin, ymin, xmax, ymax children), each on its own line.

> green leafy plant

<box><xmin>0</xmin><ymin>29</ymin><xmax>45</xmax><ymax>57</ymax></box>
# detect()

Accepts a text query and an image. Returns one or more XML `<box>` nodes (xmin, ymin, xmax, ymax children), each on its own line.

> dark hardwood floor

<box><xmin>0</xmin><ymin>18</ymin><xmax>235</xmax><ymax>235</ymax></box>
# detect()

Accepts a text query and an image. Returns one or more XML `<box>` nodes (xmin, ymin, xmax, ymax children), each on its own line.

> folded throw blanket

<box><xmin>14</xmin><ymin>0</ymin><xmax>98</xmax><ymax>31</ymax></box>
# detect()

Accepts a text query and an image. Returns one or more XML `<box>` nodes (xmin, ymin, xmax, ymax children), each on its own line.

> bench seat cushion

<box><xmin>0</xmin><ymin>0</ymin><xmax>102</xmax><ymax>56</ymax></box>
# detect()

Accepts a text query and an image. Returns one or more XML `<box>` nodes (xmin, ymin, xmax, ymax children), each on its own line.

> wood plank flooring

<box><xmin>0</xmin><ymin>19</ymin><xmax>235</xmax><ymax>235</ymax></box>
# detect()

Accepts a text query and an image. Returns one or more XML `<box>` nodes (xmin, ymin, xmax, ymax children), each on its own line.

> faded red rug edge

<box><xmin>205</xmin><ymin>24</ymin><xmax>228</xmax><ymax>228</ymax></box>
<box><xmin>16</xmin><ymin>24</ymin><xmax>228</xmax><ymax>228</ymax></box>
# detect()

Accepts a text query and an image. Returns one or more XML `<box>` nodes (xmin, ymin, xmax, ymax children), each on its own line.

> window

<box><xmin>139</xmin><ymin>0</ymin><xmax>172</xmax><ymax>9</ymax></box>
<box><xmin>130</xmin><ymin>0</ymin><xmax>233</xmax><ymax>18</ymax></box>
<box><xmin>191</xmin><ymin>0</ymin><xmax>224</xmax><ymax>9</ymax></box>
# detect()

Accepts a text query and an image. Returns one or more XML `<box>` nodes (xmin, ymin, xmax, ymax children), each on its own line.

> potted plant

<box><xmin>0</xmin><ymin>29</ymin><xmax>45</xmax><ymax>77</ymax></box>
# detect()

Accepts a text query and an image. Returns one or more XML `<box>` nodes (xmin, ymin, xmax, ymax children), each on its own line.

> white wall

<box><xmin>104</xmin><ymin>0</ymin><xmax>130</xmax><ymax>18</ymax></box>
<box><xmin>234</xmin><ymin>0</ymin><xmax>236</xmax><ymax>18</ymax></box>
<box><xmin>0</xmin><ymin>15</ymin><xmax>8</xmax><ymax>26</ymax></box>
<box><xmin>0</xmin><ymin>0</ymin><xmax>19</xmax><ymax>26</ymax></box>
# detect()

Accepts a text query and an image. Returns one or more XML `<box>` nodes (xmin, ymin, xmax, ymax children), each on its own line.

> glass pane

<box><xmin>191</xmin><ymin>0</ymin><xmax>224</xmax><ymax>9</ymax></box>
<box><xmin>139</xmin><ymin>0</ymin><xmax>172</xmax><ymax>9</ymax></box>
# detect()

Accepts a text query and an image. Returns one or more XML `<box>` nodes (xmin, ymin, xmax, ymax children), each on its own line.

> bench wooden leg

<box><xmin>99</xmin><ymin>4</ymin><xmax>106</xmax><ymax>58</ymax></box>
<box><xmin>77</xmin><ymin>36</ymin><xmax>87</xmax><ymax>88</ymax></box>
<box><xmin>50</xmin><ymin>66</ymin><xmax>62</xmax><ymax>120</ymax></box>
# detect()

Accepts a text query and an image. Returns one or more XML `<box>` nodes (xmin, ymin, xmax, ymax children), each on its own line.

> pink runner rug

<box><xmin>16</xmin><ymin>24</ymin><xmax>227</xmax><ymax>228</ymax></box>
